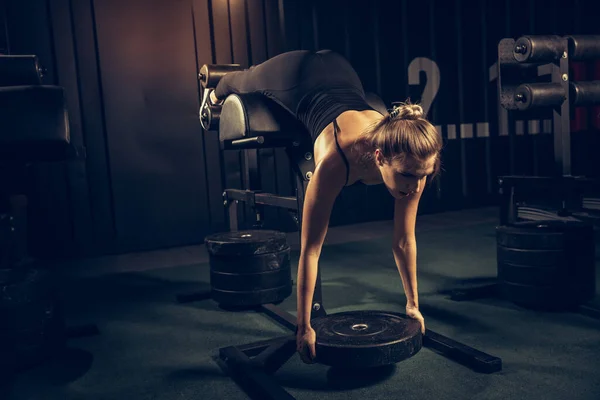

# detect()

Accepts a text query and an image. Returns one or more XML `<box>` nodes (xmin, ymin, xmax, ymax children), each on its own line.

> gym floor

<box><xmin>2</xmin><ymin>206</ymin><xmax>600</xmax><ymax>400</ymax></box>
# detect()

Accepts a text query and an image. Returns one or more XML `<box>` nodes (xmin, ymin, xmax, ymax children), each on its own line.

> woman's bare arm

<box><xmin>296</xmin><ymin>152</ymin><xmax>346</xmax><ymax>328</ymax></box>
<box><xmin>392</xmin><ymin>182</ymin><xmax>424</xmax><ymax>308</ymax></box>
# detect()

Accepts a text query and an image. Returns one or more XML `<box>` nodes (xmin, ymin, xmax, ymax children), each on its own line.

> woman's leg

<box><xmin>214</xmin><ymin>49</ymin><xmax>367</xmax><ymax>122</ymax></box>
<box><xmin>214</xmin><ymin>50</ymin><xmax>340</xmax><ymax>116</ymax></box>
<box><xmin>214</xmin><ymin>50</ymin><xmax>313</xmax><ymax>97</ymax></box>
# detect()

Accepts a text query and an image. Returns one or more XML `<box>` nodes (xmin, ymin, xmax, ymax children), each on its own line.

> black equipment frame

<box><xmin>177</xmin><ymin>116</ymin><xmax>503</xmax><ymax>399</ymax></box>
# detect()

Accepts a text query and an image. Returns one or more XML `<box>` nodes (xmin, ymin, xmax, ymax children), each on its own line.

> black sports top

<box><xmin>297</xmin><ymin>84</ymin><xmax>375</xmax><ymax>142</ymax></box>
<box><xmin>298</xmin><ymin>84</ymin><xmax>374</xmax><ymax>187</ymax></box>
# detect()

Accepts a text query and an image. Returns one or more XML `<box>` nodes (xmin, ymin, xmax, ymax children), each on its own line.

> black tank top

<box><xmin>332</xmin><ymin>118</ymin><xmax>349</xmax><ymax>186</ymax></box>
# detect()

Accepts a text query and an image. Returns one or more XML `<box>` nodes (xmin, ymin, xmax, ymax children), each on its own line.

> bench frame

<box><xmin>177</xmin><ymin>91</ymin><xmax>505</xmax><ymax>399</ymax></box>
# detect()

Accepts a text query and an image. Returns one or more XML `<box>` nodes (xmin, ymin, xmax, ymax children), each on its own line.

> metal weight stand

<box><xmin>221</xmin><ymin>136</ymin><xmax>329</xmax><ymax>324</ymax></box>
<box><xmin>448</xmin><ymin>35</ymin><xmax>600</xmax><ymax>321</ymax></box>
<box><xmin>175</xmin><ymin>133</ymin><xmax>328</xmax><ymax>321</ymax></box>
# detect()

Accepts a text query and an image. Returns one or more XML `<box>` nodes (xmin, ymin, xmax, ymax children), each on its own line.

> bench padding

<box><xmin>218</xmin><ymin>91</ymin><xmax>388</xmax><ymax>150</ymax></box>
<box><xmin>0</xmin><ymin>85</ymin><xmax>74</xmax><ymax>162</ymax></box>
<box><xmin>219</xmin><ymin>93</ymin><xmax>307</xmax><ymax>149</ymax></box>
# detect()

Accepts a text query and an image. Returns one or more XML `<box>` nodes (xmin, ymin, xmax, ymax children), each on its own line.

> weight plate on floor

<box><xmin>211</xmin><ymin>265</ymin><xmax>291</xmax><ymax>292</ymax></box>
<box><xmin>497</xmin><ymin>263</ymin><xmax>563</xmax><ymax>286</ymax></box>
<box><xmin>211</xmin><ymin>283</ymin><xmax>292</xmax><ymax>307</ymax></box>
<box><xmin>205</xmin><ymin>230</ymin><xmax>288</xmax><ymax>256</ymax></box>
<box><xmin>496</xmin><ymin>246</ymin><xmax>564</xmax><ymax>267</ymax></box>
<box><xmin>496</xmin><ymin>220</ymin><xmax>596</xmax><ymax>310</ymax></box>
<box><xmin>311</xmin><ymin>310</ymin><xmax>422</xmax><ymax>369</ymax></box>
<box><xmin>209</xmin><ymin>246</ymin><xmax>290</xmax><ymax>273</ymax></box>
<box><xmin>496</xmin><ymin>220</ymin><xmax>594</xmax><ymax>250</ymax></box>
<box><xmin>499</xmin><ymin>280</ymin><xmax>595</xmax><ymax>310</ymax></box>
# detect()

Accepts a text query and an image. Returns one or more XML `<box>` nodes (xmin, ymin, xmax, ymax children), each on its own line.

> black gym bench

<box><xmin>0</xmin><ymin>55</ymin><xmax>99</xmax><ymax>375</ymax></box>
<box><xmin>176</xmin><ymin>63</ymin><xmax>504</xmax><ymax>400</ymax></box>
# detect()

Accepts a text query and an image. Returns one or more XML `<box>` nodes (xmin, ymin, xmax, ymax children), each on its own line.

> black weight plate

<box><xmin>496</xmin><ymin>220</ymin><xmax>594</xmax><ymax>250</ymax></box>
<box><xmin>211</xmin><ymin>283</ymin><xmax>292</xmax><ymax>307</ymax></box>
<box><xmin>496</xmin><ymin>246</ymin><xmax>564</xmax><ymax>268</ymax></box>
<box><xmin>211</xmin><ymin>265</ymin><xmax>291</xmax><ymax>292</ymax></box>
<box><xmin>499</xmin><ymin>280</ymin><xmax>595</xmax><ymax>309</ymax></box>
<box><xmin>210</xmin><ymin>246</ymin><xmax>290</xmax><ymax>273</ymax></box>
<box><xmin>205</xmin><ymin>230</ymin><xmax>288</xmax><ymax>256</ymax></box>
<box><xmin>497</xmin><ymin>262</ymin><xmax>564</xmax><ymax>286</ymax></box>
<box><xmin>311</xmin><ymin>310</ymin><xmax>422</xmax><ymax>369</ymax></box>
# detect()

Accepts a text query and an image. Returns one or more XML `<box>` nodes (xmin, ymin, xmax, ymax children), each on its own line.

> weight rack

<box><xmin>450</xmin><ymin>35</ymin><xmax>600</xmax><ymax>320</ymax></box>
<box><xmin>180</xmin><ymin>88</ymin><xmax>503</xmax><ymax>399</ymax></box>
<box><xmin>496</xmin><ymin>34</ymin><xmax>600</xmax><ymax>227</ymax></box>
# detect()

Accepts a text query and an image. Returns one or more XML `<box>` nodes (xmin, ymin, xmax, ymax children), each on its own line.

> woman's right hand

<box><xmin>296</xmin><ymin>325</ymin><xmax>317</xmax><ymax>364</ymax></box>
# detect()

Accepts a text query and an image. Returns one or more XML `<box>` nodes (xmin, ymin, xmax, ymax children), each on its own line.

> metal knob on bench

<box><xmin>198</xmin><ymin>63</ymin><xmax>244</xmax><ymax>89</ymax></box>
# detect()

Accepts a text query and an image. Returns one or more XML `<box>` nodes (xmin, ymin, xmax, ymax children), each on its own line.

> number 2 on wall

<box><xmin>407</xmin><ymin>57</ymin><xmax>440</xmax><ymax>115</ymax></box>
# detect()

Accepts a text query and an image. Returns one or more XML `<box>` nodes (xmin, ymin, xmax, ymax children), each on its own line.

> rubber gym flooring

<box><xmin>2</xmin><ymin>206</ymin><xmax>599</xmax><ymax>400</ymax></box>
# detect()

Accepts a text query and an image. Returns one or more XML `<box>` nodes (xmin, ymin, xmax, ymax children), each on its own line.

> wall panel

<box><xmin>92</xmin><ymin>0</ymin><xmax>210</xmax><ymax>251</ymax></box>
<box><xmin>0</xmin><ymin>2</ymin><xmax>8</xmax><ymax>53</ymax></box>
<box><xmin>5</xmin><ymin>0</ymin><xmax>74</xmax><ymax>259</ymax></box>
<box><xmin>432</xmin><ymin>0</ymin><xmax>463</xmax><ymax>211</ymax></box>
<box><xmin>4</xmin><ymin>0</ymin><xmax>600</xmax><ymax>259</ymax></box>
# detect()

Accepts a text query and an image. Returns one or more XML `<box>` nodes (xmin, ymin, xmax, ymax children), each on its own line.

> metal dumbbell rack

<box><xmin>449</xmin><ymin>35</ymin><xmax>600</xmax><ymax>320</ymax></box>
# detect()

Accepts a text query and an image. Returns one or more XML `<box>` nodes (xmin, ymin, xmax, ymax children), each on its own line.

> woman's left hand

<box><xmin>406</xmin><ymin>305</ymin><xmax>425</xmax><ymax>334</ymax></box>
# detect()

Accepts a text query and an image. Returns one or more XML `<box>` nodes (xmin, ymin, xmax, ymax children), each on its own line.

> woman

<box><xmin>210</xmin><ymin>49</ymin><xmax>443</xmax><ymax>365</ymax></box>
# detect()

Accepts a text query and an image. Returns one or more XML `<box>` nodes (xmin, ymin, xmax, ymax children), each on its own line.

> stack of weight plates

<box><xmin>204</xmin><ymin>230</ymin><xmax>293</xmax><ymax>308</ymax></box>
<box><xmin>496</xmin><ymin>220</ymin><xmax>596</xmax><ymax>310</ymax></box>
<box><xmin>0</xmin><ymin>265</ymin><xmax>66</xmax><ymax>374</ymax></box>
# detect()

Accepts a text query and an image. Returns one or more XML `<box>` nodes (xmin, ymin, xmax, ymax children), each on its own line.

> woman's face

<box><xmin>375</xmin><ymin>151</ymin><xmax>437</xmax><ymax>200</ymax></box>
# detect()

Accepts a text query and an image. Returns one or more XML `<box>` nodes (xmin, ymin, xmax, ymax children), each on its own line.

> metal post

<box><xmin>294</xmin><ymin>173</ymin><xmax>326</xmax><ymax>320</ymax></box>
<box><xmin>244</xmin><ymin>148</ymin><xmax>264</xmax><ymax>227</ymax></box>
<box><xmin>225</xmin><ymin>192</ymin><xmax>239</xmax><ymax>232</ymax></box>
<box><xmin>557</xmin><ymin>38</ymin><xmax>572</xmax><ymax>176</ymax></box>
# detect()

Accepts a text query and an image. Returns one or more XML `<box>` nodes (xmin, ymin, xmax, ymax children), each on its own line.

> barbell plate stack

<box><xmin>205</xmin><ymin>230</ymin><xmax>288</xmax><ymax>256</ymax></box>
<box><xmin>205</xmin><ymin>230</ymin><xmax>293</xmax><ymax>307</ymax></box>
<box><xmin>496</xmin><ymin>220</ymin><xmax>595</xmax><ymax>310</ymax></box>
<box><xmin>311</xmin><ymin>310</ymin><xmax>422</xmax><ymax>369</ymax></box>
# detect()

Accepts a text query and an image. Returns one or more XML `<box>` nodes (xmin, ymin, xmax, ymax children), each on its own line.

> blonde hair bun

<box><xmin>390</xmin><ymin>102</ymin><xmax>424</xmax><ymax>120</ymax></box>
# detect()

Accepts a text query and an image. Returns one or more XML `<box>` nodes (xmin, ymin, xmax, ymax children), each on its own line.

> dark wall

<box><xmin>0</xmin><ymin>1</ymin><xmax>7</xmax><ymax>54</ymax></box>
<box><xmin>4</xmin><ymin>0</ymin><xmax>600</xmax><ymax>259</ymax></box>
